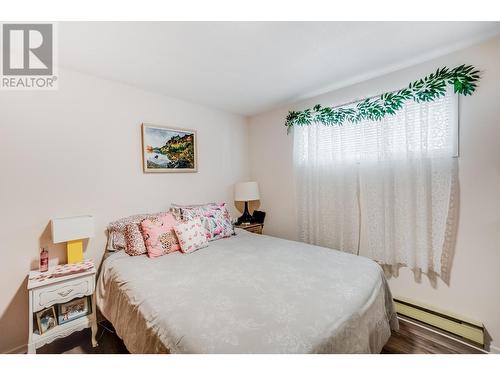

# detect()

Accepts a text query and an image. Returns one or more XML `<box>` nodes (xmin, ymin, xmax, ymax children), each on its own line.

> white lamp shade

<box><xmin>51</xmin><ymin>215</ymin><xmax>95</xmax><ymax>243</ymax></box>
<box><xmin>234</xmin><ymin>181</ymin><xmax>260</xmax><ymax>201</ymax></box>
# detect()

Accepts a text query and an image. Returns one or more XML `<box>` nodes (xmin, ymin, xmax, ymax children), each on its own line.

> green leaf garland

<box><xmin>285</xmin><ymin>65</ymin><xmax>480</xmax><ymax>133</ymax></box>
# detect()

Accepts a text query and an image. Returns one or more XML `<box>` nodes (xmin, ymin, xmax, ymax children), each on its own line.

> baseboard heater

<box><xmin>394</xmin><ymin>297</ymin><xmax>484</xmax><ymax>347</ymax></box>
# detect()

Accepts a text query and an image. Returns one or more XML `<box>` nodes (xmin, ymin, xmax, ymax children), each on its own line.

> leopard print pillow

<box><xmin>124</xmin><ymin>224</ymin><xmax>147</xmax><ymax>256</ymax></box>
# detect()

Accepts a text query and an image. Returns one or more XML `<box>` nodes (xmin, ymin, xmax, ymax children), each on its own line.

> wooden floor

<box><xmin>381</xmin><ymin>319</ymin><xmax>484</xmax><ymax>354</ymax></box>
<box><xmin>38</xmin><ymin>320</ymin><xmax>128</xmax><ymax>354</ymax></box>
<box><xmin>37</xmin><ymin>318</ymin><xmax>484</xmax><ymax>354</ymax></box>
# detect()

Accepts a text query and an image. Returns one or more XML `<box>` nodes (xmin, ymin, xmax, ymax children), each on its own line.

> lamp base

<box><xmin>236</xmin><ymin>201</ymin><xmax>254</xmax><ymax>225</ymax></box>
<box><xmin>67</xmin><ymin>240</ymin><xmax>84</xmax><ymax>264</ymax></box>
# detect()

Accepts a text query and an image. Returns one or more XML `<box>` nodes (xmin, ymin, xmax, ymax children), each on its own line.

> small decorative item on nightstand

<box><xmin>39</xmin><ymin>247</ymin><xmax>49</xmax><ymax>272</ymax></box>
<box><xmin>27</xmin><ymin>263</ymin><xmax>98</xmax><ymax>354</ymax></box>
<box><xmin>252</xmin><ymin>210</ymin><xmax>266</xmax><ymax>225</ymax></box>
<box><xmin>35</xmin><ymin>306</ymin><xmax>57</xmax><ymax>334</ymax></box>
<box><xmin>57</xmin><ymin>296</ymin><xmax>90</xmax><ymax>325</ymax></box>
<box><xmin>235</xmin><ymin>223</ymin><xmax>264</xmax><ymax>235</ymax></box>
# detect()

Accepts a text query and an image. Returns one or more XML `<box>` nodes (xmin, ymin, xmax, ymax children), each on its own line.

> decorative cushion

<box><xmin>169</xmin><ymin>202</ymin><xmax>218</xmax><ymax>221</ymax></box>
<box><xmin>174</xmin><ymin>218</ymin><xmax>209</xmax><ymax>253</ymax></box>
<box><xmin>140</xmin><ymin>213</ymin><xmax>181</xmax><ymax>258</ymax></box>
<box><xmin>107</xmin><ymin>212</ymin><xmax>166</xmax><ymax>251</ymax></box>
<box><xmin>169</xmin><ymin>206</ymin><xmax>183</xmax><ymax>221</ymax></box>
<box><xmin>124</xmin><ymin>224</ymin><xmax>147</xmax><ymax>256</ymax></box>
<box><xmin>178</xmin><ymin>202</ymin><xmax>235</xmax><ymax>241</ymax></box>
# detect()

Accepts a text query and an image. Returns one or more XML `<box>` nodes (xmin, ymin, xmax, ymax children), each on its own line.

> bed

<box><xmin>96</xmin><ymin>229</ymin><xmax>398</xmax><ymax>353</ymax></box>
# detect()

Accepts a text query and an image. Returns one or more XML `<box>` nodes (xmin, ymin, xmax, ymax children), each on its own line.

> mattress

<box><xmin>96</xmin><ymin>229</ymin><xmax>398</xmax><ymax>353</ymax></box>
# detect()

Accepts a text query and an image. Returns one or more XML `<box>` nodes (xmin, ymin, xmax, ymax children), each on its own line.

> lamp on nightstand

<box><xmin>51</xmin><ymin>215</ymin><xmax>94</xmax><ymax>264</ymax></box>
<box><xmin>234</xmin><ymin>181</ymin><xmax>260</xmax><ymax>225</ymax></box>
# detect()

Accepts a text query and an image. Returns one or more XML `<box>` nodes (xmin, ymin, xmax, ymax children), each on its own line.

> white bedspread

<box><xmin>96</xmin><ymin>229</ymin><xmax>398</xmax><ymax>353</ymax></box>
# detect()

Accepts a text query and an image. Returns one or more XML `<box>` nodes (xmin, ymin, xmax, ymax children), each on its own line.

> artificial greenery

<box><xmin>285</xmin><ymin>65</ymin><xmax>480</xmax><ymax>133</ymax></box>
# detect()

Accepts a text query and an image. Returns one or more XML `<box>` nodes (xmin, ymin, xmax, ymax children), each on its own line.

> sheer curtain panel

<box><xmin>293</xmin><ymin>89</ymin><xmax>458</xmax><ymax>278</ymax></box>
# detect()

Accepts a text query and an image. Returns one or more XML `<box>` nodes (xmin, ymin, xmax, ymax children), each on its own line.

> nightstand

<box><xmin>27</xmin><ymin>266</ymin><xmax>98</xmax><ymax>354</ymax></box>
<box><xmin>235</xmin><ymin>223</ymin><xmax>263</xmax><ymax>234</ymax></box>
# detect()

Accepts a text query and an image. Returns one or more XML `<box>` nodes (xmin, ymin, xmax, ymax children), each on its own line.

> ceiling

<box><xmin>59</xmin><ymin>22</ymin><xmax>500</xmax><ymax>116</ymax></box>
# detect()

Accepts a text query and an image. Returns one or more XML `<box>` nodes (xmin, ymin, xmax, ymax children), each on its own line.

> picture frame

<box><xmin>36</xmin><ymin>306</ymin><xmax>57</xmax><ymax>334</ymax></box>
<box><xmin>57</xmin><ymin>296</ymin><xmax>91</xmax><ymax>325</ymax></box>
<box><xmin>141</xmin><ymin>123</ymin><xmax>198</xmax><ymax>173</ymax></box>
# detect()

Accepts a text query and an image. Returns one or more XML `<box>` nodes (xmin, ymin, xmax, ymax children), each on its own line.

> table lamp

<box><xmin>51</xmin><ymin>215</ymin><xmax>94</xmax><ymax>264</ymax></box>
<box><xmin>234</xmin><ymin>181</ymin><xmax>260</xmax><ymax>224</ymax></box>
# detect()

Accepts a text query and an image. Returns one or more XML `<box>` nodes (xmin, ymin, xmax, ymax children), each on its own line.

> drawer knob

<box><xmin>58</xmin><ymin>289</ymin><xmax>74</xmax><ymax>297</ymax></box>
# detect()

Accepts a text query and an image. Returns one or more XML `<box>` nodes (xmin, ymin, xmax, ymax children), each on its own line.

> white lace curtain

<box><xmin>293</xmin><ymin>89</ymin><xmax>458</xmax><ymax>279</ymax></box>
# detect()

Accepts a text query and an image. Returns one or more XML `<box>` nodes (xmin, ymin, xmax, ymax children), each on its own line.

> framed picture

<box><xmin>36</xmin><ymin>306</ymin><xmax>57</xmax><ymax>334</ymax></box>
<box><xmin>57</xmin><ymin>296</ymin><xmax>90</xmax><ymax>325</ymax></box>
<box><xmin>141</xmin><ymin>123</ymin><xmax>197</xmax><ymax>173</ymax></box>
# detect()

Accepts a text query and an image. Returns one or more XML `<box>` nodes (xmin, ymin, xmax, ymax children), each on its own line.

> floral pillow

<box><xmin>124</xmin><ymin>224</ymin><xmax>147</xmax><ymax>256</ymax></box>
<box><xmin>140</xmin><ymin>213</ymin><xmax>181</xmax><ymax>258</ymax></box>
<box><xmin>169</xmin><ymin>202</ymin><xmax>218</xmax><ymax>221</ymax></box>
<box><xmin>179</xmin><ymin>203</ymin><xmax>234</xmax><ymax>241</ymax></box>
<box><xmin>174</xmin><ymin>218</ymin><xmax>209</xmax><ymax>253</ymax></box>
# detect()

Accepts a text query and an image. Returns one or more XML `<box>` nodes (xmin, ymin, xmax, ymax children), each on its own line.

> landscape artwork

<box><xmin>142</xmin><ymin>124</ymin><xmax>197</xmax><ymax>173</ymax></box>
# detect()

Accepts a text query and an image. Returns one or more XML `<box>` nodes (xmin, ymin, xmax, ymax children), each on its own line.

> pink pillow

<box><xmin>140</xmin><ymin>213</ymin><xmax>181</xmax><ymax>258</ymax></box>
<box><xmin>174</xmin><ymin>218</ymin><xmax>209</xmax><ymax>254</ymax></box>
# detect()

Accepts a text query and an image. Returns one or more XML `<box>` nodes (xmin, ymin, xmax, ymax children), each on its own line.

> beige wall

<box><xmin>249</xmin><ymin>36</ymin><xmax>500</xmax><ymax>352</ymax></box>
<box><xmin>0</xmin><ymin>68</ymin><xmax>249</xmax><ymax>353</ymax></box>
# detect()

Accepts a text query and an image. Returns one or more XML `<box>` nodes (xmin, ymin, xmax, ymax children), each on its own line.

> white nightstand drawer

<box><xmin>32</xmin><ymin>276</ymin><xmax>94</xmax><ymax>312</ymax></box>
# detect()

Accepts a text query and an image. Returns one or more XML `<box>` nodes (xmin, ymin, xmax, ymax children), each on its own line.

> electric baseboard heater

<box><xmin>394</xmin><ymin>297</ymin><xmax>484</xmax><ymax>347</ymax></box>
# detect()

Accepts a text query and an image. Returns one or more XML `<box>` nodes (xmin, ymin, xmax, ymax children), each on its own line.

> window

<box><xmin>293</xmin><ymin>89</ymin><xmax>458</xmax><ymax>279</ymax></box>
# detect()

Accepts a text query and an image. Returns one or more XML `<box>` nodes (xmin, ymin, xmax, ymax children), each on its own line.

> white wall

<box><xmin>0</xmin><ymin>68</ymin><xmax>249</xmax><ymax>353</ymax></box>
<box><xmin>249</xmin><ymin>36</ymin><xmax>500</xmax><ymax>351</ymax></box>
